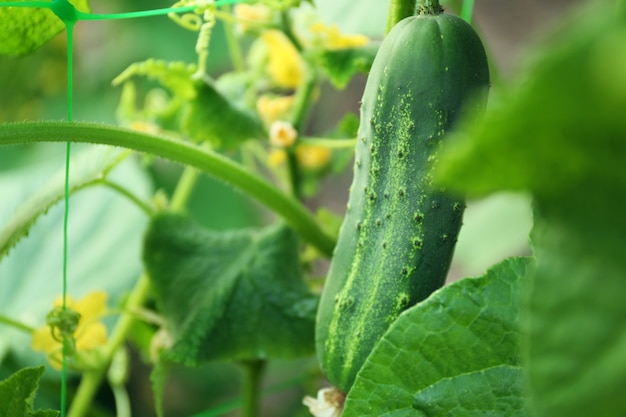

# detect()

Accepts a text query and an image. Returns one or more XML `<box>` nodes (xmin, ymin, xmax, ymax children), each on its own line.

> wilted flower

<box><xmin>303</xmin><ymin>387</ymin><xmax>345</xmax><ymax>417</ymax></box>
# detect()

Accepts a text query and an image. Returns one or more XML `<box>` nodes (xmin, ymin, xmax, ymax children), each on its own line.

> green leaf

<box><xmin>143</xmin><ymin>214</ymin><xmax>318</xmax><ymax>365</ymax></box>
<box><xmin>342</xmin><ymin>257</ymin><xmax>530</xmax><ymax>417</ymax></box>
<box><xmin>0</xmin><ymin>146</ymin><xmax>130</xmax><ymax>262</ymax></box>
<box><xmin>436</xmin><ymin>8</ymin><xmax>626</xmax><ymax>198</ymax></box>
<box><xmin>0</xmin><ymin>0</ymin><xmax>90</xmax><ymax>56</ymax></box>
<box><xmin>0</xmin><ymin>366</ymin><xmax>59</xmax><ymax>417</ymax></box>
<box><xmin>319</xmin><ymin>45</ymin><xmax>377</xmax><ymax>89</ymax></box>
<box><xmin>413</xmin><ymin>366</ymin><xmax>527</xmax><ymax>417</ymax></box>
<box><xmin>0</xmin><ymin>145</ymin><xmax>152</xmax><ymax>364</ymax></box>
<box><xmin>182</xmin><ymin>79</ymin><xmax>265</xmax><ymax>149</ymax></box>
<box><xmin>526</xmin><ymin>188</ymin><xmax>626</xmax><ymax>417</ymax></box>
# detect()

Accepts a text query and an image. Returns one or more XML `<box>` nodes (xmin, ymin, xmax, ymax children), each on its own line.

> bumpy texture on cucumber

<box><xmin>316</xmin><ymin>12</ymin><xmax>490</xmax><ymax>393</ymax></box>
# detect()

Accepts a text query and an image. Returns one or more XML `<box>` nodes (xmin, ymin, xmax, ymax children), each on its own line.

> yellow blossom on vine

<box><xmin>268</xmin><ymin>149</ymin><xmax>287</xmax><ymax>167</ymax></box>
<box><xmin>310</xmin><ymin>22</ymin><xmax>369</xmax><ymax>50</ymax></box>
<box><xmin>296</xmin><ymin>144</ymin><xmax>332</xmax><ymax>170</ymax></box>
<box><xmin>261</xmin><ymin>30</ymin><xmax>304</xmax><ymax>88</ymax></box>
<box><xmin>257</xmin><ymin>94</ymin><xmax>295</xmax><ymax>125</ymax></box>
<box><xmin>234</xmin><ymin>3</ymin><xmax>273</xmax><ymax>33</ymax></box>
<box><xmin>32</xmin><ymin>291</ymin><xmax>108</xmax><ymax>370</ymax></box>
<box><xmin>270</xmin><ymin>120</ymin><xmax>298</xmax><ymax>147</ymax></box>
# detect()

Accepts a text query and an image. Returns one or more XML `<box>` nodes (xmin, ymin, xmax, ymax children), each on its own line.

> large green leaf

<box><xmin>0</xmin><ymin>366</ymin><xmax>58</xmax><ymax>417</ymax></box>
<box><xmin>0</xmin><ymin>147</ymin><xmax>130</xmax><ymax>262</ymax></box>
<box><xmin>413</xmin><ymin>365</ymin><xmax>526</xmax><ymax>417</ymax></box>
<box><xmin>429</xmin><ymin>5</ymin><xmax>626</xmax><ymax>416</ymax></box>
<box><xmin>0</xmin><ymin>0</ymin><xmax>90</xmax><ymax>56</ymax></box>
<box><xmin>436</xmin><ymin>8</ymin><xmax>626</xmax><ymax>198</ymax></box>
<box><xmin>143</xmin><ymin>214</ymin><xmax>317</xmax><ymax>365</ymax></box>
<box><xmin>0</xmin><ymin>145</ymin><xmax>152</xmax><ymax>365</ymax></box>
<box><xmin>526</xmin><ymin>187</ymin><xmax>626</xmax><ymax>417</ymax></box>
<box><xmin>342</xmin><ymin>257</ymin><xmax>530</xmax><ymax>417</ymax></box>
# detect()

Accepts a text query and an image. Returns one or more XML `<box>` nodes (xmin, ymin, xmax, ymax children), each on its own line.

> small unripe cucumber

<box><xmin>316</xmin><ymin>11</ymin><xmax>490</xmax><ymax>393</ymax></box>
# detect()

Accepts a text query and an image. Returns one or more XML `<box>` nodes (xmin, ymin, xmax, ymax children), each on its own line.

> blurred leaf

<box><xmin>0</xmin><ymin>0</ymin><xmax>90</xmax><ymax>56</ymax></box>
<box><xmin>315</xmin><ymin>0</ymin><xmax>388</xmax><ymax>39</ymax></box>
<box><xmin>426</xmin><ymin>7</ymin><xmax>626</xmax><ymax>414</ymax></box>
<box><xmin>319</xmin><ymin>45</ymin><xmax>377</xmax><ymax>89</ymax></box>
<box><xmin>182</xmin><ymin>78</ymin><xmax>266</xmax><ymax>149</ymax></box>
<box><xmin>526</xmin><ymin>186</ymin><xmax>626</xmax><ymax>417</ymax></box>
<box><xmin>436</xmin><ymin>8</ymin><xmax>626</xmax><ymax>197</ymax></box>
<box><xmin>0</xmin><ymin>366</ymin><xmax>58</xmax><ymax>417</ymax></box>
<box><xmin>343</xmin><ymin>257</ymin><xmax>530</xmax><ymax>417</ymax></box>
<box><xmin>0</xmin><ymin>147</ymin><xmax>129</xmax><ymax>262</ymax></box>
<box><xmin>413</xmin><ymin>365</ymin><xmax>527</xmax><ymax>417</ymax></box>
<box><xmin>453</xmin><ymin>193</ymin><xmax>532</xmax><ymax>277</ymax></box>
<box><xmin>313</xmin><ymin>0</ymin><xmax>461</xmax><ymax>40</ymax></box>
<box><xmin>143</xmin><ymin>214</ymin><xmax>317</xmax><ymax>365</ymax></box>
<box><xmin>0</xmin><ymin>146</ymin><xmax>152</xmax><ymax>366</ymax></box>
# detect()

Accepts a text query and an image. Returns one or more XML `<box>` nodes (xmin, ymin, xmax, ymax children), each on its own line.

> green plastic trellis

<box><xmin>0</xmin><ymin>0</ymin><xmax>243</xmax><ymax>415</ymax></box>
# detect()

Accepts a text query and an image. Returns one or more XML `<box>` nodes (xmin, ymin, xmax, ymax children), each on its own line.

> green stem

<box><xmin>460</xmin><ymin>0</ymin><xmax>475</xmax><ymax>23</ymax></box>
<box><xmin>0</xmin><ymin>1</ymin><xmax>50</xmax><ymax>8</ymax></box>
<box><xmin>0</xmin><ymin>121</ymin><xmax>335</xmax><ymax>257</ymax></box>
<box><xmin>0</xmin><ymin>314</ymin><xmax>36</xmax><ymax>333</ymax></box>
<box><xmin>169</xmin><ymin>166</ymin><xmax>200</xmax><ymax>212</ymax></box>
<box><xmin>98</xmin><ymin>179</ymin><xmax>155</xmax><ymax>216</ymax></box>
<box><xmin>110</xmin><ymin>384</ymin><xmax>131</xmax><ymax>417</ymax></box>
<box><xmin>417</xmin><ymin>0</ymin><xmax>443</xmax><ymax>15</ymax></box>
<box><xmin>300</xmin><ymin>137</ymin><xmax>356</xmax><ymax>149</ymax></box>
<box><xmin>240</xmin><ymin>360</ymin><xmax>266</xmax><ymax>417</ymax></box>
<box><xmin>290</xmin><ymin>69</ymin><xmax>318</xmax><ymax>135</ymax></box>
<box><xmin>286</xmin><ymin>68</ymin><xmax>319</xmax><ymax>199</ymax></box>
<box><xmin>386</xmin><ymin>0</ymin><xmax>416</xmax><ymax>33</ymax></box>
<box><xmin>279</xmin><ymin>11</ymin><xmax>303</xmax><ymax>52</ymax></box>
<box><xmin>221</xmin><ymin>6</ymin><xmax>246</xmax><ymax>72</ymax></box>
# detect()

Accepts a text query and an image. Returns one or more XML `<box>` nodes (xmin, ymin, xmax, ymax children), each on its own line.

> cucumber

<box><xmin>316</xmin><ymin>10</ymin><xmax>490</xmax><ymax>393</ymax></box>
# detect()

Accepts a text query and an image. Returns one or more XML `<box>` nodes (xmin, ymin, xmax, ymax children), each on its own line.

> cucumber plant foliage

<box><xmin>342</xmin><ymin>257</ymin><xmax>530</xmax><ymax>417</ymax></box>
<box><xmin>143</xmin><ymin>214</ymin><xmax>318</xmax><ymax>365</ymax></box>
<box><xmin>0</xmin><ymin>366</ymin><xmax>59</xmax><ymax>417</ymax></box>
<box><xmin>0</xmin><ymin>0</ymin><xmax>625</xmax><ymax>416</ymax></box>
<box><xmin>436</xmin><ymin>6</ymin><xmax>626</xmax><ymax>417</ymax></box>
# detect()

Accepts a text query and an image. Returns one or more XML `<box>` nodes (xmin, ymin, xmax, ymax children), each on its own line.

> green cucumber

<box><xmin>316</xmin><ymin>10</ymin><xmax>490</xmax><ymax>393</ymax></box>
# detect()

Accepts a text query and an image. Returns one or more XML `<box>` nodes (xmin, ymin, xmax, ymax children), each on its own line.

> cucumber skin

<box><xmin>316</xmin><ymin>13</ymin><xmax>490</xmax><ymax>393</ymax></box>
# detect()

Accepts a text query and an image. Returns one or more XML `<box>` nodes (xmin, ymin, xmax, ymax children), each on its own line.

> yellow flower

<box><xmin>296</xmin><ymin>144</ymin><xmax>332</xmax><ymax>170</ymax></box>
<box><xmin>256</xmin><ymin>94</ymin><xmax>295</xmax><ymax>125</ymax></box>
<box><xmin>234</xmin><ymin>3</ymin><xmax>273</xmax><ymax>33</ymax></box>
<box><xmin>261</xmin><ymin>30</ymin><xmax>304</xmax><ymax>88</ymax></box>
<box><xmin>270</xmin><ymin>120</ymin><xmax>298</xmax><ymax>147</ymax></box>
<box><xmin>32</xmin><ymin>291</ymin><xmax>108</xmax><ymax>370</ymax></box>
<box><xmin>268</xmin><ymin>149</ymin><xmax>287</xmax><ymax>167</ymax></box>
<box><xmin>310</xmin><ymin>22</ymin><xmax>369</xmax><ymax>50</ymax></box>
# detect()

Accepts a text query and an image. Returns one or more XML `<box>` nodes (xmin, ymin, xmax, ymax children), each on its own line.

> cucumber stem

<box><xmin>418</xmin><ymin>0</ymin><xmax>443</xmax><ymax>15</ymax></box>
<box><xmin>386</xmin><ymin>0</ymin><xmax>417</xmax><ymax>33</ymax></box>
<box><xmin>240</xmin><ymin>360</ymin><xmax>266</xmax><ymax>417</ymax></box>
